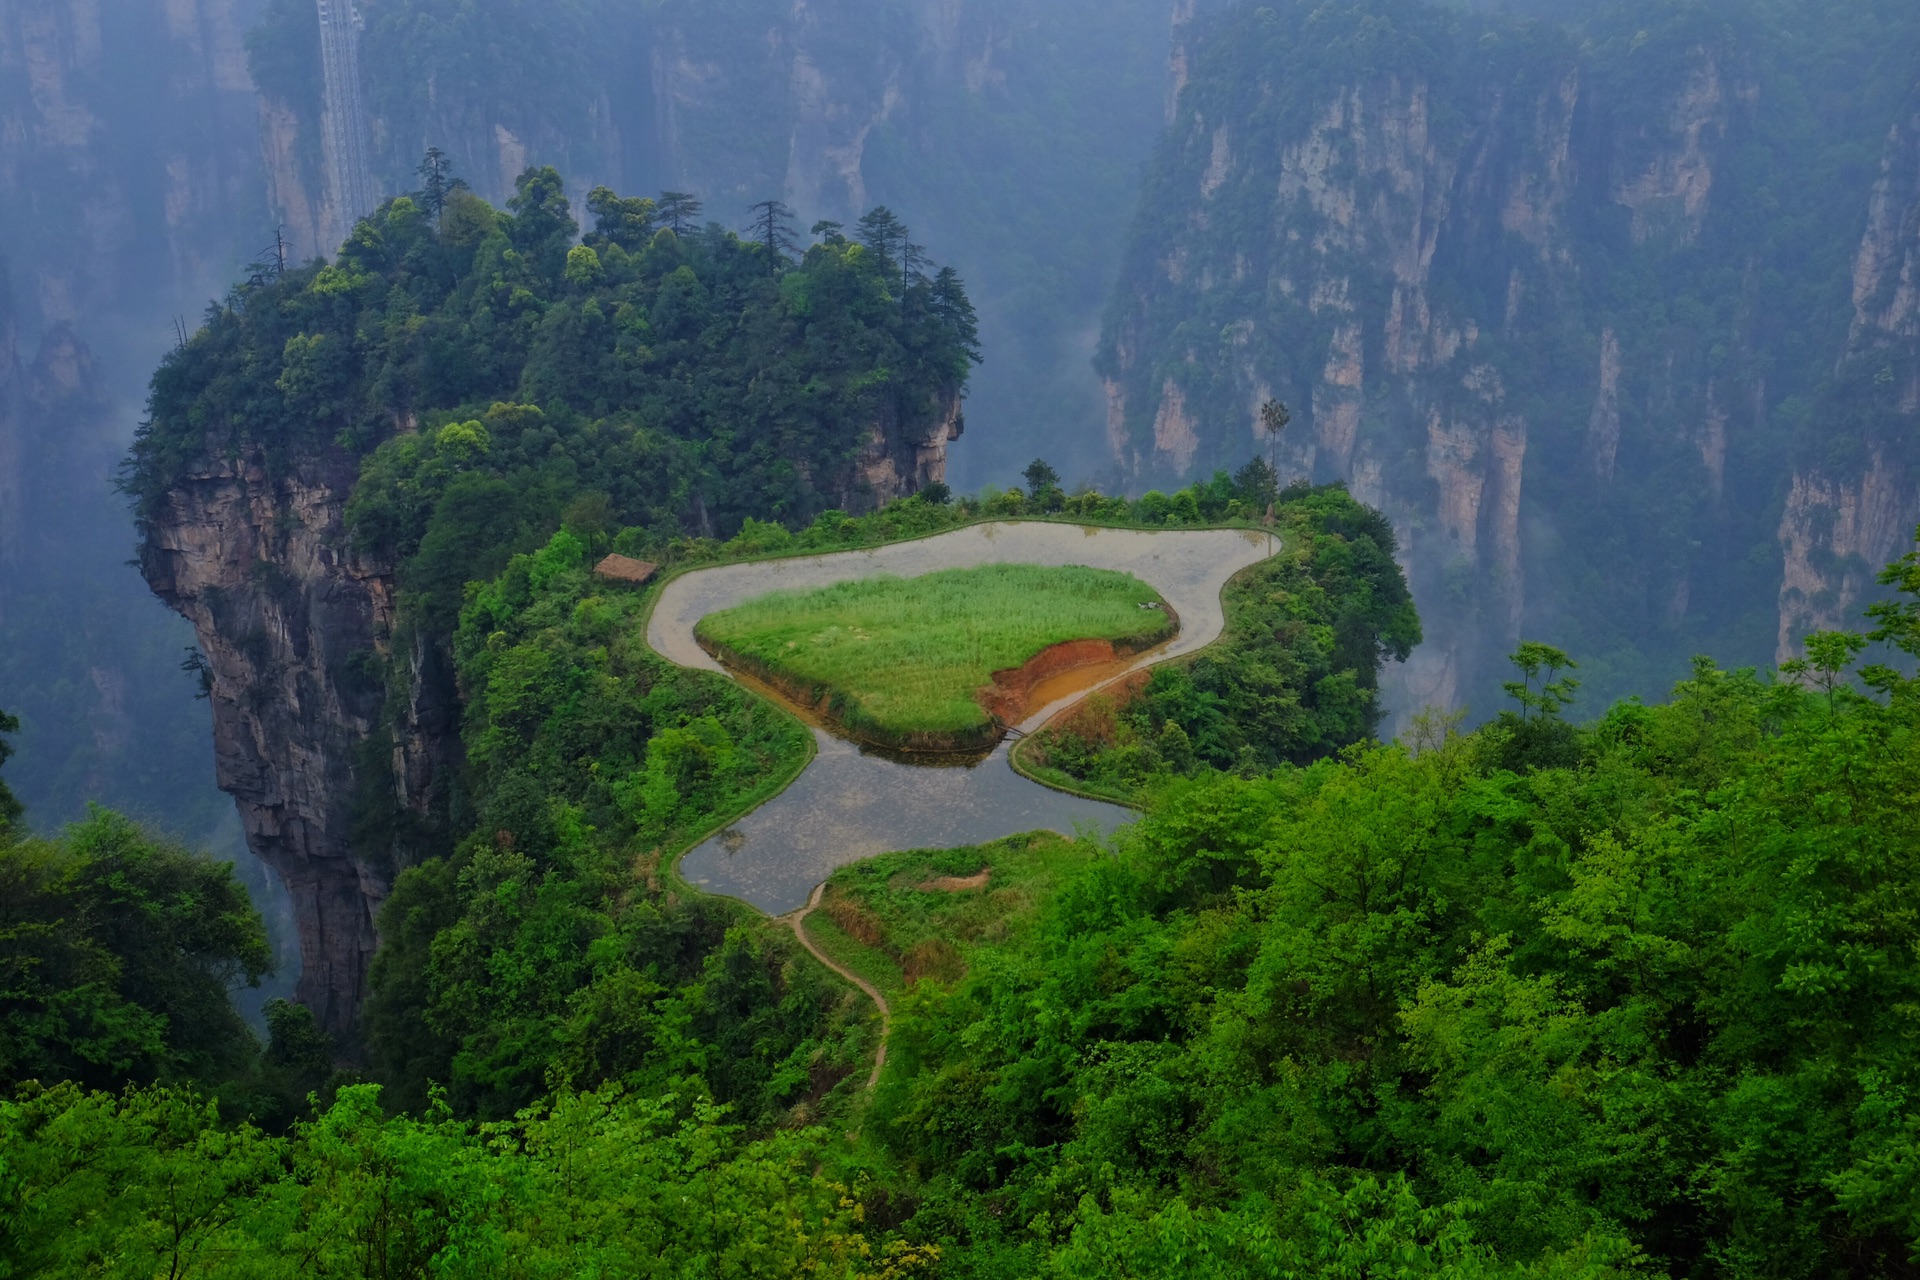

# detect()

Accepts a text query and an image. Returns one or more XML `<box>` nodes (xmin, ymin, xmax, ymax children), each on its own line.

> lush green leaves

<box><xmin>0</xmin><ymin>810</ymin><xmax>270</xmax><ymax>1094</ymax></box>
<box><xmin>1026</xmin><ymin>482</ymin><xmax>1421</xmax><ymax>795</ymax></box>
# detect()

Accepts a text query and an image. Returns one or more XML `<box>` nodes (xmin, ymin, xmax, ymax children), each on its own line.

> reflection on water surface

<box><xmin>660</xmin><ymin>522</ymin><xmax>1280</xmax><ymax>915</ymax></box>
<box><xmin>679</xmin><ymin>728</ymin><xmax>1134</xmax><ymax>915</ymax></box>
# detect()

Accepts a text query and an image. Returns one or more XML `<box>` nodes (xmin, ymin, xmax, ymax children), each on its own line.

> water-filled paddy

<box><xmin>657</xmin><ymin>522</ymin><xmax>1280</xmax><ymax>914</ymax></box>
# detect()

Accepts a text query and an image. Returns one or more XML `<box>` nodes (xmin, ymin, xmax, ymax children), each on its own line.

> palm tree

<box><xmin>1259</xmin><ymin>399</ymin><xmax>1291</xmax><ymax>479</ymax></box>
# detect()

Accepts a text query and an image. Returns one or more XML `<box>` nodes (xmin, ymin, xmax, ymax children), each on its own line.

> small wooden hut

<box><xmin>593</xmin><ymin>554</ymin><xmax>659</xmax><ymax>586</ymax></box>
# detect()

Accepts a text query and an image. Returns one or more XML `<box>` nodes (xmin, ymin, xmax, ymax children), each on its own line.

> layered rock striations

<box><xmin>1101</xmin><ymin>0</ymin><xmax>1920</xmax><ymax>711</ymax></box>
<box><xmin>137</xmin><ymin>446</ymin><xmax>425</xmax><ymax>1040</ymax></box>
<box><xmin>1778</xmin><ymin>91</ymin><xmax>1920</xmax><ymax>659</ymax></box>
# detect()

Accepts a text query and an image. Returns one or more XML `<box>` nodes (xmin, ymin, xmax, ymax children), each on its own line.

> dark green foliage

<box><xmin>0</xmin><ymin>810</ymin><xmax>271</xmax><ymax>1093</ymax></box>
<box><xmin>362</xmin><ymin>530</ymin><xmax>865</xmax><ymax>1120</ymax></box>
<box><xmin>127</xmin><ymin>171</ymin><xmax>980</xmax><ymax>554</ymax></box>
<box><xmin>1027</xmin><ymin>483</ymin><xmax>1421</xmax><ymax>796</ymax></box>
<box><xmin>0</xmin><ymin>1080</ymin><xmax>912</xmax><ymax>1278</ymax></box>
<box><xmin>16</xmin><ymin>532</ymin><xmax>1920</xmax><ymax>1273</ymax></box>
<box><xmin>872</xmin><ymin>580</ymin><xmax>1920</xmax><ymax>1276</ymax></box>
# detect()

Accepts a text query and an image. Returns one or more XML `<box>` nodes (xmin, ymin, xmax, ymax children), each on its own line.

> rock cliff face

<box><xmin>1777</xmin><ymin>94</ymin><xmax>1920</xmax><ymax>658</ymax></box>
<box><xmin>134</xmin><ymin>376</ymin><xmax>955</xmax><ymax>1039</ymax></box>
<box><xmin>1101</xmin><ymin>0</ymin><xmax>1920</xmax><ymax>712</ymax></box>
<box><xmin>137</xmin><ymin>444</ymin><xmax>453</xmax><ymax>1041</ymax></box>
<box><xmin>853</xmin><ymin>393</ymin><xmax>966</xmax><ymax>501</ymax></box>
<box><xmin>0</xmin><ymin>0</ymin><xmax>264</xmax><ymax>334</ymax></box>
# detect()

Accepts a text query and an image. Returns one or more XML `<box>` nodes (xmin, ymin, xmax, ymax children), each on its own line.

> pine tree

<box><xmin>745</xmin><ymin>199</ymin><xmax>800</xmax><ymax>267</ymax></box>
<box><xmin>658</xmin><ymin>192</ymin><xmax>703</xmax><ymax>235</ymax></box>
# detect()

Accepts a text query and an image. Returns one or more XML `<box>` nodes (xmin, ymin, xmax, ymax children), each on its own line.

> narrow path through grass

<box><xmin>791</xmin><ymin>884</ymin><xmax>891</xmax><ymax>1091</ymax></box>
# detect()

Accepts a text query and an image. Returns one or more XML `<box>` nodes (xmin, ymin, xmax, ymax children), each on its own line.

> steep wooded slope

<box><xmin>126</xmin><ymin>184</ymin><xmax>979</xmax><ymax>1038</ymax></box>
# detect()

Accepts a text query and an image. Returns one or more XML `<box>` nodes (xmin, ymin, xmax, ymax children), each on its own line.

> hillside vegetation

<box><xmin>129</xmin><ymin>173</ymin><xmax>981</xmax><ymax>580</ymax></box>
<box><xmin>695</xmin><ymin>564</ymin><xmax>1172</xmax><ymax>748</ymax></box>
<box><xmin>6</xmin><ymin>522</ymin><xmax>1920</xmax><ymax>1274</ymax></box>
<box><xmin>1022</xmin><ymin>483</ymin><xmax>1421</xmax><ymax>798</ymax></box>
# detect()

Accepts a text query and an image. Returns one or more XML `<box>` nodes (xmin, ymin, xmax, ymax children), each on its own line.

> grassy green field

<box><xmin>801</xmin><ymin>834</ymin><xmax>1099</xmax><ymax>1004</ymax></box>
<box><xmin>693</xmin><ymin>563</ymin><xmax>1171</xmax><ymax>746</ymax></box>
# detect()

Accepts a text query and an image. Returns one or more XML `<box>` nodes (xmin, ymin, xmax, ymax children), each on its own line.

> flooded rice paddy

<box><xmin>659</xmin><ymin>522</ymin><xmax>1280</xmax><ymax>914</ymax></box>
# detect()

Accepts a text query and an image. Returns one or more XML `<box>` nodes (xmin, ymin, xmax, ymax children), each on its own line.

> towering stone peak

<box><xmin>1777</xmin><ymin>93</ymin><xmax>1920</xmax><ymax>658</ymax></box>
<box><xmin>1101</xmin><ymin>0</ymin><xmax>1920</xmax><ymax>712</ymax></box>
<box><xmin>138</xmin><ymin>445</ymin><xmax>412</xmax><ymax>1040</ymax></box>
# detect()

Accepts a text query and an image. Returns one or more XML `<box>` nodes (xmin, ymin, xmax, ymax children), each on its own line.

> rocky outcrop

<box><xmin>137</xmin><ymin>446</ymin><xmax>453</xmax><ymax>1043</ymax></box>
<box><xmin>1100</xmin><ymin>0</ymin><xmax>1920</xmax><ymax>711</ymax></box>
<box><xmin>851</xmin><ymin>390</ymin><xmax>966</xmax><ymax>505</ymax></box>
<box><xmin>0</xmin><ymin>0</ymin><xmax>263</xmax><ymax>335</ymax></box>
<box><xmin>1775</xmin><ymin>95</ymin><xmax>1920</xmax><ymax>658</ymax></box>
<box><xmin>0</xmin><ymin>278</ymin><xmax>21</xmax><ymax>571</ymax></box>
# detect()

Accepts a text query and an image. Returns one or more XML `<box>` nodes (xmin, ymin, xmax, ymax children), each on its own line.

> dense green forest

<box><xmin>1024</xmin><ymin>481</ymin><xmax>1422</xmax><ymax>797</ymax></box>
<box><xmin>240</xmin><ymin>0</ymin><xmax>1180</xmax><ymax>486</ymax></box>
<box><xmin>16</xmin><ymin>89</ymin><xmax>1916</xmax><ymax>1273</ymax></box>
<box><xmin>131</xmin><ymin>171</ymin><xmax>980</xmax><ymax>549</ymax></box>
<box><xmin>8</xmin><ymin>526</ymin><xmax>1920</xmax><ymax>1275</ymax></box>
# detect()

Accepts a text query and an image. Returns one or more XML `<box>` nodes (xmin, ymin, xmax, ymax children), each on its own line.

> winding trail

<box><xmin>668</xmin><ymin>523</ymin><xmax>1281</xmax><ymax>913</ymax></box>
<box><xmin>660</xmin><ymin>522</ymin><xmax>1285</xmax><ymax>1092</ymax></box>
<box><xmin>790</xmin><ymin>884</ymin><xmax>891</xmax><ymax>1090</ymax></box>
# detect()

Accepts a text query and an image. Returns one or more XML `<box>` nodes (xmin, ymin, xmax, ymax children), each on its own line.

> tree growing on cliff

<box><xmin>856</xmin><ymin>207</ymin><xmax>910</xmax><ymax>287</ymax></box>
<box><xmin>1258</xmin><ymin>398</ymin><xmax>1290</xmax><ymax>479</ymax></box>
<box><xmin>413</xmin><ymin>147</ymin><xmax>467</xmax><ymax>220</ymax></box>
<box><xmin>0</xmin><ymin>709</ymin><xmax>20</xmax><ymax>836</ymax></box>
<box><xmin>586</xmin><ymin>186</ymin><xmax>657</xmax><ymax>251</ymax></box>
<box><xmin>657</xmin><ymin>191</ymin><xmax>702</xmax><ymax>235</ymax></box>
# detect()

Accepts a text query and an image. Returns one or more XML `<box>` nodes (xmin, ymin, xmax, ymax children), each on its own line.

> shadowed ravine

<box><xmin>656</xmin><ymin>523</ymin><xmax>1280</xmax><ymax>914</ymax></box>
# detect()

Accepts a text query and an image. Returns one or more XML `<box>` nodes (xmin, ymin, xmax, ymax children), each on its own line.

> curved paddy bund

<box><xmin>651</xmin><ymin>522</ymin><xmax>1280</xmax><ymax>915</ymax></box>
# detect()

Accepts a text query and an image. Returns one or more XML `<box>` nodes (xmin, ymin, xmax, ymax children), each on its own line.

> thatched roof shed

<box><xmin>594</xmin><ymin>554</ymin><xmax>659</xmax><ymax>586</ymax></box>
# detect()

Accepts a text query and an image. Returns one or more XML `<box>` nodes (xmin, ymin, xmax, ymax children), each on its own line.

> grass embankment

<box><xmin>798</xmin><ymin>834</ymin><xmax>1097</xmax><ymax>1006</ymax></box>
<box><xmin>693</xmin><ymin>563</ymin><xmax>1173</xmax><ymax>751</ymax></box>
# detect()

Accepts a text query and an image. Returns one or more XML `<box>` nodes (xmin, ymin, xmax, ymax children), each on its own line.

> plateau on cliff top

<box><xmin>692</xmin><ymin>563</ymin><xmax>1174</xmax><ymax>751</ymax></box>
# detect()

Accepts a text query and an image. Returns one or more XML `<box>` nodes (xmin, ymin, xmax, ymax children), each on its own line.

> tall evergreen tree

<box><xmin>855</xmin><ymin>207</ymin><xmax>909</xmax><ymax>284</ymax></box>
<box><xmin>657</xmin><ymin>191</ymin><xmax>703</xmax><ymax>235</ymax></box>
<box><xmin>414</xmin><ymin>147</ymin><xmax>466</xmax><ymax>220</ymax></box>
<box><xmin>745</xmin><ymin>199</ymin><xmax>800</xmax><ymax>268</ymax></box>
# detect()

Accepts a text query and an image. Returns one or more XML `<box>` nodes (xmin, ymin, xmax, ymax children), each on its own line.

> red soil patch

<box><xmin>822</xmin><ymin>891</ymin><xmax>887</xmax><ymax>947</ymax></box>
<box><xmin>978</xmin><ymin>638</ymin><xmax>1124</xmax><ymax>724</ymax></box>
<box><xmin>1037</xmin><ymin>668</ymin><xmax>1154</xmax><ymax>746</ymax></box>
<box><xmin>915</xmin><ymin>869</ymin><xmax>991</xmax><ymax>893</ymax></box>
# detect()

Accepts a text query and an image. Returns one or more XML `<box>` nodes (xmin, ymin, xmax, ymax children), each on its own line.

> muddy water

<box><xmin>662</xmin><ymin>523</ymin><xmax>1280</xmax><ymax>915</ymax></box>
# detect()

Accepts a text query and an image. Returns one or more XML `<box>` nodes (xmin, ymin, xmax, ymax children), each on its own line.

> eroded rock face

<box><xmin>137</xmin><ymin>389</ymin><xmax>954</xmax><ymax>1040</ymax></box>
<box><xmin>852</xmin><ymin>391</ymin><xmax>965</xmax><ymax>505</ymax></box>
<box><xmin>1101</xmin><ymin>3</ymin><xmax>1920</xmax><ymax>711</ymax></box>
<box><xmin>137</xmin><ymin>446</ymin><xmax>453</xmax><ymax>1043</ymax></box>
<box><xmin>1776</xmin><ymin>98</ymin><xmax>1920</xmax><ymax>659</ymax></box>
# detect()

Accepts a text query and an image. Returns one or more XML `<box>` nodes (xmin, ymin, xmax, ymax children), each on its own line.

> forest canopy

<box><xmin>127</xmin><ymin>170</ymin><xmax>980</xmax><ymax>556</ymax></box>
<box><xmin>9</xmin><ymin>525</ymin><xmax>1920</xmax><ymax>1276</ymax></box>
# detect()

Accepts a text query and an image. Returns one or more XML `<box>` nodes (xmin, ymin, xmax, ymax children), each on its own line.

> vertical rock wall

<box><xmin>1099</xmin><ymin>1</ymin><xmax>1920</xmax><ymax>713</ymax></box>
<box><xmin>1776</xmin><ymin>97</ymin><xmax>1920</xmax><ymax>658</ymax></box>
<box><xmin>136</xmin><ymin>445</ymin><xmax>454</xmax><ymax>1041</ymax></box>
<box><xmin>0</xmin><ymin>0</ymin><xmax>277</xmax><ymax>838</ymax></box>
